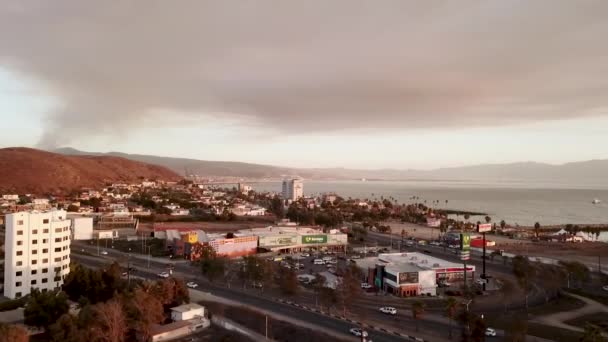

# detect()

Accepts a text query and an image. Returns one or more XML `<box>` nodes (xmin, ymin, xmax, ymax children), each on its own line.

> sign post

<box><xmin>460</xmin><ymin>233</ymin><xmax>470</xmax><ymax>291</ymax></box>
<box><xmin>477</xmin><ymin>223</ymin><xmax>492</xmax><ymax>291</ymax></box>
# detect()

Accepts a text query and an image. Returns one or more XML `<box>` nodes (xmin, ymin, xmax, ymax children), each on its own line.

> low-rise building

<box><xmin>170</xmin><ymin>303</ymin><xmax>205</xmax><ymax>321</ymax></box>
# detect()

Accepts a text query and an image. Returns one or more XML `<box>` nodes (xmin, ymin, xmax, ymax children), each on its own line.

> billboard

<box><xmin>302</xmin><ymin>235</ymin><xmax>328</xmax><ymax>244</ymax></box>
<box><xmin>426</xmin><ymin>218</ymin><xmax>441</xmax><ymax>228</ymax></box>
<box><xmin>477</xmin><ymin>223</ymin><xmax>492</xmax><ymax>233</ymax></box>
<box><xmin>259</xmin><ymin>235</ymin><xmax>299</xmax><ymax>248</ymax></box>
<box><xmin>327</xmin><ymin>234</ymin><xmax>348</xmax><ymax>245</ymax></box>
<box><xmin>398</xmin><ymin>272</ymin><xmax>419</xmax><ymax>284</ymax></box>
<box><xmin>460</xmin><ymin>233</ymin><xmax>471</xmax><ymax>251</ymax></box>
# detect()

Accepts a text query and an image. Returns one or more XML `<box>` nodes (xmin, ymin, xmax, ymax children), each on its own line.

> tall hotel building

<box><xmin>282</xmin><ymin>178</ymin><xmax>304</xmax><ymax>201</ymax></box>
<box><xmin>3</xmin><ymin>210</ymin><xmax>71</xmax><ymax>299</ymax></box>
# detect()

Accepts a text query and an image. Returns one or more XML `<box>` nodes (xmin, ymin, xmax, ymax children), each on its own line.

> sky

<box><xmin>1</xmin><ymin>1</ymin><xmax>608</xmax><ymax>170</ymax></box>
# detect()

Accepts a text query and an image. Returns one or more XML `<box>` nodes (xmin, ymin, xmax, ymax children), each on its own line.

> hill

<box><xmin>0</xmin><ymin>147</ymin><xmax>181</xmax><ymax>194</ymax></box>
<box><xmin>53</xmin><ymin>148</ymin><xmax>608</xmax><ymax>186</ymax></box>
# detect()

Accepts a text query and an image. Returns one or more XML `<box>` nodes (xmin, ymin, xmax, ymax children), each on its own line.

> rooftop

<box><xmin>170</xmin><ymin>303</ymin><xmax>205</xmax><ymax>313</ymax></box>
<box><xmin>356</xmin><ymin>252</ymin><xmax>464</xmax><ymax>273</ymax></box>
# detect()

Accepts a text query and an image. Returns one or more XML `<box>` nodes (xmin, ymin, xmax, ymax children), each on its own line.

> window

<box><xmin>42</xmin><ymin>268</ymin><xmax>48</xmax><ymax>273</ymax></box>
<box><xmin>63</xmin><ymin>246</ymin><xmax>67</xmax><ymax>251</ymax></box>
<box><xmin>31</xmin><ymin>280</ymin><xmax>37</xmax><ymax>285</ymax></box>
<box><xmin>43</xmin><ymin>219</ymin><xmax>49</xmax><ymax>224</ymax></box>
<box><xmin>62</xmin><ymin>265</ymin><xmax>67</xmax><ymax>269</ymax></box>
<box><xmin>32</xmin><ymin>250</ymin><xmax>37</xmax><ymax>255</ymax></box>
<box><xmin>64</xmin><ymin>236</ymin><xmax>69</xmax><ymax>241</ymax></box>
<box><xmin>17</xmin><ymin>220</ymin><xmax>23</xmax><ymax>225</ymax></box>
<box><xmin>54</xmin><ymin>267</ymin><xmax>61</xmax><ymax>273</ymax></box>
<box><xmin>31</xmin><ymin>270</ymin><xmax>37</xmax><ymax>275</ymax></box>
<box><xmin>16</xmin><ymin>261</ymin><xmax>22</xmax><ymax>266</ymax></box>
<box><xmin>15</xmin><ymin>292</ymin><xmax>22</xmax><ymax>298</ymax></box>
<box><xmin>54</xmin><ymin>276</ymin><xmax>61</xmax><ymax>282</ymax></box>
<box><xmin>64</xmin><ymin>227</ymin><xmax>68</xmax><ymax>231</ymax></box>
<box><xmin>17</xmin><ymin>230</ymin><xmax>23</xmax><ymax>235</ymax></box>
<box><xmin>32</xmin><ymin>239</ymin><xmax>37</xmax><ymax>244</ymax></box>
<box><xmin>32</xmin><ymin>229</ymin><xmax>38</xmax><ymax>234</ymax></box>
<box><xmin>42</xmin><ymin>258</ymin><xmax>48</xmax><ymax>263</ymax></box>
<box><xmin>43</xmin><ymin>229</ymin><xmax>49</xmax><ymax>234</ymax></box>
<box><xmin>54</xmin><ymin>257</ymin><xmax>61</xmax><ymax>262</ymax></box>
<box><xmin>15</xmin><ymin>282</ymin><xmax>22</xmax><ymax>287</ymax></box>
<box><xmin>54</xmin><ymin>248</ymin><xmax>61</xmax><ymax>253</ymax></box>
<box><xmin>63</xmin><ymin>255</ymin><xmax>68</xmax><ymax>260</ymax></box>
<box><xmin>16</xmin><ymin>241</ymin><xmax>23</xmax><ymax>246</ymax></box>
<box><xmin>55</xmin><ymin>238</ymin><xmax>61</xmax><ymax>243</ymax></box>
<box><xmin>55</xmin><ymin>228</ymin><xmax>62</xmax><ymax>233</ymax></box>
<box><xmin>43</xmin><ymin>248</ymin><xmax>48</xmax><ymax>253</ymax></box>
<box><xmin>42</xmin><ymin>278</ymin><xmax>48</xmax><ymax>284</ymax></box>
<box><xmin>15</xmin><ymin>271</ymin><xmax>22</xmax><ymax>277</ymax></box>
<box><xmin>16</xmin><ymin>251</ymin><xmax>22</xmax><ymax>256</ymax></box>
<box><xmin>31</xmin><ymin>260</ymin><xmax>37</xmax><ymax>265</ymax></box>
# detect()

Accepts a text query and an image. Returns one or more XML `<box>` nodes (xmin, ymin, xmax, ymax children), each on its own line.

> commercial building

<box><xmin>282</xmin><ymin>178</ymin><xmax>303</xmax><ymax>201</ymax></box>
<box><xmin>240</xmin><ymin>226</ymin><xmax>348</xmax><ymax>253</ymax></box>
<box><xmin>355</xmin><ymin>253</ymin><xmax>475</xmax><ymax>297</ymax></box>
<box><xmin>3</xmin><ymin>210</ymin><xmax>72</xmax><ymax>299</ymax></box>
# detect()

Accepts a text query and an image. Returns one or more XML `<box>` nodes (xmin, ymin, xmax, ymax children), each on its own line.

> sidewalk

<box><xmin>532</xmin><ymin>292</ymin><xmax>608</xmax><ymax>333</ymax></box>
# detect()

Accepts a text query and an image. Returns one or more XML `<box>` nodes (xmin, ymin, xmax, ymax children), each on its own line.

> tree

<box><xmin>534</xmin><ymin>222</ymin><xmax>541</xmax><ymax>238</ymax></box>
<box><xmin>24</xmin><ymin>289</ymin><xmax>70</xmax><ymax>328</ymax></box>
<box><xmin>470</xmin><ymin>315</ymin><xmax>487</xmax><ymax>342</ymax></box>
<box><xmin>500</xmin><ymin>220</ymin><xmax>506</xmax><ymax>230</ymax></box>
<box><xmin>411</xmin><ymin>301</ymin><xmax>426</xmax><ymax>332</ymax></box>
<box><xmin>66</xmin><ymin>204</ymin><xmax>80</xmax><ymax>212</ymax></box>
<box><xmin>279</xmin><ymin>268</ymin><xmax>299</xmax><ymax>296</ymax></box>
<box><xmin>580</xmin><ymin>323</ymin><xmax>607</xmax><ymax>342</ymax></box>
<box><xmin>199</xmin><ymin>246</ymin><xmax>226</xmax><ymax>282</ymax></box>
<box><xmin>445</xmin><ymin>297</ymin><xmax>458</xmax><ymax>339</ymax></box>
<box><xmin>128</xmin><ymin>287</ymin><xmax>164</xmax><ymax>342</ymax></box>
<box><xmin>0</xmin><ymin>323</ymin><xmax>28</xmax><ymax>342</ymax></box>
<box><xmin>485</xmin><ymin>216</ymin><xmax>491</xmax><ymax>224</ymax></box>
<box><xmin>559</xmin><ymin>260</ymin><xmax>590</xmax><ymax>288</ymax></box>
<box><xmin>512</xmin><ymin>256</ymin><xmax>536</xmax><ymax>309</ymax></box>
<box><xmin>336</xmin><ymin>264</ymin><xmax>362</xmax><ymax>317</ymax></box>
<box><xmin>49</xmin><ymin>313</ymin><xmax>84</xmax><ymax>342</ymax></box>
<box><xmin>499</xmin><ymin>279</ymin><xmax>515</xmax><ymax>312</ymax></box>
<box><xmin>91</xmin><ymin>299</ymin><xmax>127</xmax><ymax>342</ymax></box>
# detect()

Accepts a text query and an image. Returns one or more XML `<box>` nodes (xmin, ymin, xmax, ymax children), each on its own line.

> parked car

<box><xmin>602</xmin><ymin>285</ymin><xmax>608</xmax><ymax>291</ymax></box>
<box><xmin>379</xmin><ymin>307</ymin><xmax>397</xmax><ymax>315</ymax></box>
<box><xmin>485</xmin><ymin>328</ymin><xmax>497</xmax><ymax>337</ymax></box>
<box><xmin>476</xmin><ymin>278</ymin><xmax>488</xmax><ymax>286</ymax></box>
<box><xmin>438</xmin><ymin>281</ymin><xmax>452</xmax><ymax>288</ymax></box>
<box><xmin>430</xmin><ymin>241</ymin><xmax>441</xmax><ymax>246</ymax></box>
<box><xmin>186</xmin><ymin>282</ymin><xmax>198</xmax><ymax>289</ymax></box>
<box><xmin>350</xmin><ymin>254</ymin><xmax>362</xmax><ymax>259</ymax></box>
<box><xmin>301</xmin><ymin>253</ymin><xmax>310</xmax><ymax>257</ymax></box>
<box><xmin>100</xmin><ymin>250</ymin><xmax>108</xmax><ymax>255</ymax></box>
<box><xmin>313</xmin><ymin>259</ymin><xmax>325</xmax><ymax>265</ymax></box>
<box><xmin>121</xmin><ymin>272</ymin><xmax>128</xmax><ymax>277</ymax></box>
<box><xmin>349</xmin><ymin>328</ymin><xmax>368</xmax><ymax>337</ymax></box>
<box><xmin>361</xmin><ymin>283</ymin><xmax>373</xmax><ymax>289</ymax></box>
<box><xmin>157</xmin><ymin>272</ymin><xmax>170</xmax><ymax>278</ymax></box>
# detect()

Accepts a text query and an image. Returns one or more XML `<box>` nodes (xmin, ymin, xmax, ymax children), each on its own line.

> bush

<box><xmin>0</xmin><ymin>297</ymin><xmax>27</xmax><ymax>311</ymax></box>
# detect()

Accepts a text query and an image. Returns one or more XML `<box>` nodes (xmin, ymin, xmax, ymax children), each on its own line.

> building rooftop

<box><xmin>237</xmin><ymin>226</ymin><xmax>330</xmax><ymax>237</ymax></box>
<box><xmin>170</xmin><ymin>303</ymin><xmax>205</xmax><ymax>313</ymax></box>
<box><xmin>356</xmin><ymin>252</ymin><xmax>465</xmax><ymax>273</ymax></box>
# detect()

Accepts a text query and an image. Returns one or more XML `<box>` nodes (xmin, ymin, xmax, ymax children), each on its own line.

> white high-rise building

<box><xmin>3</xmin><ymin>210</ymin><xmax>72</xmax><ymax>299</ymax></box>
<box><xmin>282</xmin><ymin>178</ymin><xmax>303</xmax><ymax>201</ymax></box>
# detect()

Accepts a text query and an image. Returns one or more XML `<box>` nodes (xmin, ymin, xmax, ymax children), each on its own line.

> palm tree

<box><xmin>485</xmin><ymin>216</ymin><xmax>491</xmax><ymax>224</ymax></box>
<box><xmin>500</xmin><ymin>220</ymin><xmax>506</xmax><ymax>231</ymax></box>
<box><xmin>445</xmin><ymin>297</ymin><xmax>458</xmax><ymax>339</ymax></box>
<box><xmin>534</xmin><ymin>222</ymin><xmax>541</xmax><ymax>238</ymax></box>
<box><xmin>411</xmin><ymin>301</ymin><xmax>426</xmax><ymax>332</ymax></box>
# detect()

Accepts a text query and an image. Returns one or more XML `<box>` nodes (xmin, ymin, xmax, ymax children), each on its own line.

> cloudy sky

<box><xmin>1</xmin><ymin>1</ymin><xmax>608</xmax><ymax>169</ymax></box>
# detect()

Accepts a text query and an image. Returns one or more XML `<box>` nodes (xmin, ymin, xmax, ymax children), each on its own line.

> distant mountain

<box><xmin>53</xmin><ymin>147</ymin><xmax>608</xmax><ymax>185</ymax></box>
<box><xmin>0</xmin><ymin>148</ymin><xmax>180</xmax><ymax>194</ymax></box>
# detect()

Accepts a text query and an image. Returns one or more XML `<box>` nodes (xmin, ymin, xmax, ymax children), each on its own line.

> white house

<box><xmin>170</xmin><ymin>303</ymin><xmax>205</xmax><ymax>322</ymax></box>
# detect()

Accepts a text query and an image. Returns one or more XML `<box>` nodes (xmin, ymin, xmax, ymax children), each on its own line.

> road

<box><xmin>71</xmin><ymin>244</ymin><xmax>408</xmax><ymax>342</ymax></box>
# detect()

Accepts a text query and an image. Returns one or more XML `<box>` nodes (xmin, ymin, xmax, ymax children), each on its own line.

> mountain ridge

<box><xmin>51</xmin><ymin>147</ymin><xmax>608</xmax><ymax>185</ymax></box>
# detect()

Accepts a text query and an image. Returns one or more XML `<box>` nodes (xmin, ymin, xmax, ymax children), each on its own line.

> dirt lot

<box><xmin>487</xmin><ymin>241</ymin><xmax>608</xmax><ymax>267</ymax></box>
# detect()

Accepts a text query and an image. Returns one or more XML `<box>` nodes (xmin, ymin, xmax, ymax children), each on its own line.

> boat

<box><xmin>592</xmin><ymin>198</ymin><xmax>601</xmax><ymax>204</ymax></box>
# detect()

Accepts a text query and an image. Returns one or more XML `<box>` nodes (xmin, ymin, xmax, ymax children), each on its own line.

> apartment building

<box><xmin>282</xmin><ymin>178</ymin><xmax>303</xmax><ymax>201</ymax></box>
<box><xmin>3</xmin><ymin>210</ymin><xmax>71</xmax><ymax>299</ymax></box>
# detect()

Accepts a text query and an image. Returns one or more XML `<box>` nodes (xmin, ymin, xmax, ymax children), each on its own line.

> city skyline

<box><xmin>1</xmin><ymin>1</ymin><xmax>608</xmax><ymax>169</ymax></box>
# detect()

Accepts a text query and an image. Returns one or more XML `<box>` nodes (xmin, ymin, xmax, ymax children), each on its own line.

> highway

<box><xmin>71</xmin><ymin>244</ymin><xmax>410</xmax><ymax>342</ymax></box>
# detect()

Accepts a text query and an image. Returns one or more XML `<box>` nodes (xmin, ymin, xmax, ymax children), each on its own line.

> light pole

<box><xmin>147</xmin><ymin>246</ymin><xmax>152</xmax><ymax>268</ymax></box>
<box><xmin>127</xmin><ymin>248</ymin><xmax>132</xmax><ymax>286</ymax></box>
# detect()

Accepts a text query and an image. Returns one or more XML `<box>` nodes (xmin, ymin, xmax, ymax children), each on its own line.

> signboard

<box><xmin>259</xmin><ymin>235</ymin><xmax>299</xmax><ymax>247</ymax></box>
<box><xmin>302</xmin><ymin>235</ymin><xmax>328</xmax><ymax>244</ymax></box>
<box><xmin>460</xmin><ymin>233</ymin><xmax>471</xmax><ymax>251</ymax></box>
<box><xmin>477</xmin><ymin>223</ymin><xmax>492</xmax><ymax>233</ymax></box>
<box><xmin>398</xmin><ymin>272</ymin><xmax>419</xmax><ymax>284</ymax></box>
<box><xmin>459</xmin><ymin>250</ymin><xmax>470</xmax><ymax>261</ymax></box>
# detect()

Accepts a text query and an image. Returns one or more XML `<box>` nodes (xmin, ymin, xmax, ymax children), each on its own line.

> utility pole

<box><xmin>265</xmin><ymin>315</ymin><xmax>268</xmax><ymax>340</ymax></box>
<box><xmin>482</xmin><ymin>230</ymin><xmax>487</xmax><ymax>291</ymax></box>
<box><xmin>147</xmin><ymin>246</ymin><xmax>152</xmax><ymax>268</ymax></box>
<box><xmin>127</xmin><ymin>248</ymin><xmax>132</xmax><ymax>286</ymax></box>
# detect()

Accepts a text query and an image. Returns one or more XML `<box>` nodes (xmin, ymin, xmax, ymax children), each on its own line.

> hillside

<box><xmin>53</xmin><ymin>148</ymin><xmax>608</xmax><ymax>186</ymax></box>
<box><xmin>0</xmin><ymin>148</ymin><xmax>181</xmax><ymax>194</ymax></box>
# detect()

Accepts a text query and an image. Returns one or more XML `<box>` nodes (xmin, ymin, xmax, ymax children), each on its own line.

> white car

<box><xmin>313</xmin><ymin>259</ymin><xmax>325</xmax><ymax>265</ymax></box>
<box><xmin>485</xmin><ymin>328</ymin><xmax>497</xmax><ymax>337</ymax></box>
<box><xmin>476</xmin><ymin>279</ymin><xmax>488</xmax><ymax>286</ymax></box>
<box><xmin>602</xmin><ymin>285</ymin><xmax>608</xmax><ymax>291</ymax></box>
<box><xmin>361</xmin><ymin>283</ymin><xmax>373</xmax><ymax>289</ymax></box>
<box><xmin>379</xmin><ymin>307</ymin><xmax>397</xmax><ymax>315</ymax></box>
<box><xmin>157</xmin><ymin>272</ymin><xmax>170</xmax><ymax>278</ymax></box>
<box><xmin>301</xmin><ymin>253</ymin><xmax>310</xmax><ymax>257</ymax></box>
<box><xmin>100</xmin><ymin>250</ymin><xmax>108</xmax><ymax>255</ymax></box>
<box><xmin>349</xmin><ymin>328</ymin><xmax>368</xmax><ymax>337</ymax></box>
<box><xmin>186</xmin><ymin>282</ymin><xmax>198</xmax><ymax>289</ymax></box>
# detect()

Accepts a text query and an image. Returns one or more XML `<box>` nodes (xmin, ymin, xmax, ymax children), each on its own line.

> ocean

<box><xmin>252</xmin><ymin>180</ymin><xmax>608</xmax><ymax>227</ymax></box>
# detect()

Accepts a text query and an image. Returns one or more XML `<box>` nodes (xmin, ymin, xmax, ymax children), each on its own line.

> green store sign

<box><xmin>302</xmin><ymin>235</ymin><xmax>328</xmax><ymax>244</ymax></box>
